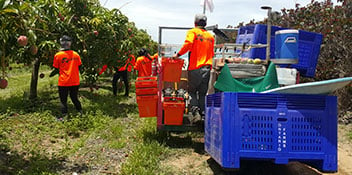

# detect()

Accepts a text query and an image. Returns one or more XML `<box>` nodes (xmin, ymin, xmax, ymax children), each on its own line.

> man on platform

<box><xmin>173</xmin><ymin>14</ymin><xmax>215</xmax><ymax>120</ymax></box>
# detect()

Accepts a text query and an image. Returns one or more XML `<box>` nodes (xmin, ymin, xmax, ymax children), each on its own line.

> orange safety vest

<box><xmin>53</xmin><ymin>50</ymin><xmax>82</xmax><ymax>86</ymax></box>
<box><xmin>134</xmin><ymin>54</ymin><xmax>157</xmax><ymax>77</ymax></box>
<box><xmin>178</xmin><ymin>27</ymin><xmax>214</xmax><ymax>70</ymax></box>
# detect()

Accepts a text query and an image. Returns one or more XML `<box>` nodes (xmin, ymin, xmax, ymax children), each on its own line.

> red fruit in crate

<box><xmin>17</xmin><ymin>35</ymin><xmax>28</xmax><ymax>46</ymax></box>
<box><xmin>240</xmin><ymin>58</ymin><xmax>248</xmax><ymax>64</ymax></box>
<box><xmin>233</xmin><ymin>57</ymin><xmax>241</xmax><ymax>63</ymax></box>
<box><xmin>0</xmin><ymin>79</ymin><xmax>8</xmax><ymax>89</ymax></box>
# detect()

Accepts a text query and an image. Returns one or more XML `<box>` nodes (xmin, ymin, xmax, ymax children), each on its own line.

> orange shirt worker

<box><xmin>173</xmin><ymin>14</ymin><xmax>215</xmax><ymax>119</ymax></box>
<box><xmin>51</xmin><ymin>35</ymin><xmax>82</xmax><ymax>120</ymax></box>
<box><xmin>112</xmin><ymin>54</ymin><xmax>135</xmax><ymax>96</ymax></box>
<box><xmin>134</xmin><ymin>48</ymin><xmax>158</xmax><ymax>77</ymax></box>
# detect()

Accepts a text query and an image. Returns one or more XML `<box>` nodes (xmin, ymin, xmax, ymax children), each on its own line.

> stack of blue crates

<box><xmin>235</xmin><ymin>24</ymin><xmax>323</xmax><ymax>77</ymax></box>
<box><xmin>205</xmin><ymin>92</ymin><xmax>337</xmax><ymax>172</ymax></box>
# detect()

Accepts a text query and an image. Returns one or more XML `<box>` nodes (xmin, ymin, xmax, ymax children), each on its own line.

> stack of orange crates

<box><xmin>135</xmin><ymin>77</ymin><xmax>158</xmax><ymax>117</ymax></box>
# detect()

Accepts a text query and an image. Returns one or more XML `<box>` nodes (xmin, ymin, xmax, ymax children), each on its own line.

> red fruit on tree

<box><xmin>30</xmin><ymin>45</ymin><xmax>38</xmax><ymax>55</ymax></box>
<box><xmin>93</xmin><ymin>30</ymin><xmax>99</xmax><ymax>36</ymax></box>
<box><xmin>0</xmin><ymin>79</ymin><xmax>8</xmax><ymax>89</ymax></box>
<box><xmin>17</xmin><ymin>35</ymin><xmax>28</xmax><ymax>46</ymax></box>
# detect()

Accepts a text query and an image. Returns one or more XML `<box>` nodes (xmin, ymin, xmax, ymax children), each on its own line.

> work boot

<box><xmin>190</xmin><ymin>106</ymin><xmax>201</xmax><ymax>124</ymax></box>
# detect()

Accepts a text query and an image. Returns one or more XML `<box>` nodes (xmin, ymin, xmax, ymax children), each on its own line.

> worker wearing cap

<box><xmin>50</xmin><ymin>35</ymin><xmax>82</xmax><ymax>120</ymax></box>
<box><xmin>112</xmin><ymin>54</ymin><xmax>135</xmax><ymax>97</ymax></box>
<box><xmin>173</xmin><ymin>14</ymin><xmax>215</xmax><ymax>120</ymax></box>
<box><xmin>134</xmin><ymin>48</ymin><xmax>158</xmax><ymax>77</ymax></box>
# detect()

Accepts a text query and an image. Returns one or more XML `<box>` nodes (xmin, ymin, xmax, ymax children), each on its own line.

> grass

<box><xmin>0</xmin><ymin>64</ymin><xmax>210</xmax><ymax>175</ymax></box>
<box><xmin>0</xmin><ymin>64</ymin><xmax>158</xmax><ymax>174</ymax></box>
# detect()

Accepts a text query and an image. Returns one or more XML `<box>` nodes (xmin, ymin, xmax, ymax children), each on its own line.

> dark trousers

<box><xmin>112</xmin><ymin>70</ymin><xmax>129</xmax><ymax>96</ymax></box>
<box><xmin>58</xmin><ymin>85</ymin><xmax>82</xmax><ymax>115</ymax></box>
<box><xmin>188</xmin><ymin>66</ymin><xmax>211</xmax><ymax>115</ymax></box>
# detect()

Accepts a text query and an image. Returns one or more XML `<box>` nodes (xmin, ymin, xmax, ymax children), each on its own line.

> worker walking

<box><xmin>112</xmin><ymin>54</ymin><xmax>135</xmax><ymax>97</ymax></box>
<box><xmin>51</xmin><ymin>35</ymin><xmax>83</xmax><ymax>121</ymax></box>
<box><xmin>173</xmin><ymin>14</ymin><xmax>215</xmax><ymax>120</ymax></box>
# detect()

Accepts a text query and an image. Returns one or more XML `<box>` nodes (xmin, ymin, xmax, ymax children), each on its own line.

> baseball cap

<box><xmin>195</xmin><ymin>14</ymin><xmax>207</xmax><ymax>23</ymax></box>
<box><xmin>194</xmin><ymin>14</ymin><xmax>207</xmax><ymax>26</ymax></box>
<box><xmin>60</xmin><ymin>35</ymin><xmax>72</xmax><ymax>42</ymax></box>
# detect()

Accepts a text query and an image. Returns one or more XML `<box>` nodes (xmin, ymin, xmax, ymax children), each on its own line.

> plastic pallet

<box><xmin>235</xmin><ymin>24</ymin><xmax>323</xmax><ymax>77</ymax></box>
<box><xmin>205</xmin><ymin>92</ymin><xmax>337</xmax><ymax>172</ymax></box>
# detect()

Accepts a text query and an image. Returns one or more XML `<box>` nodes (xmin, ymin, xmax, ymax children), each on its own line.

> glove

<box><xmin>49</xmin><ymin>68</ymin><xmax>59</xmax><ymax>77</ymax></box>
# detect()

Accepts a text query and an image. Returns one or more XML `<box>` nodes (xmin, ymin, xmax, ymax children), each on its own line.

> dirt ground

<box><xmin>163</xmin><ymin>124</ymin><xmax>352</xmax><ymax>175</ymax></box>
<box><xmin>329</xmin><ymin>124</ymin><xmax>352</xmax><ymax>175</ymax></box>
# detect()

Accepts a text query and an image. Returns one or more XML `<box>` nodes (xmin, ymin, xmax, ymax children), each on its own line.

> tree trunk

<box><xmin>29</xmin><ymin>58</ymin><xmax>40</xmax><ymax>100</ymax></box>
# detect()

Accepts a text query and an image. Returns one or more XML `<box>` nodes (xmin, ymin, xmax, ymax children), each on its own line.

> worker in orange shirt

<box><xmin>50</xmin><ymin>35</ymin><xmax>82</xmax><ymax>121</ymax></box>
<box><xmin>173</xmin><ymin>14</ymin><xmax>215</xmax><ymax>120</ymax></box>
<box><xmin>134</xmin><ymin>48</ymin><xmax>158</xmax><ymax>77</ymax></box>
<box><xmin>112</xmin><ymin>54</ymin><xmax>135</xmax><ymax>97</ymax></box>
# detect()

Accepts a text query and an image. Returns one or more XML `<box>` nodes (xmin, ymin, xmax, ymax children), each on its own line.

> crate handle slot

<box><xmin>277</xmin><ymin>118</ymin><xmax>288</xmax><ymax>122</ymax></box>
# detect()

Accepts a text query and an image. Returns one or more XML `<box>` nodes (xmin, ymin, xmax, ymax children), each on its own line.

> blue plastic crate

<box><xmin>235</xmin><ymin>24</ymin><xmax>323</xmax><ymax>77</ymax></box>
<box><xmin>235</xmin><ymin>24</ymin><xmax>281</xmax><ymax>59</ymax></box>
<box><xmin>205</xmin><ymin>92</ymin><xmax>337</xmax><ymax>172</ymax></box>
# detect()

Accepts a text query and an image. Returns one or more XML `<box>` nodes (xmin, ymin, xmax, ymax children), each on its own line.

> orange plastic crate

<box><xmin>136</xmin><ymin>76</ymin><xmax>157</xmax><ymax>81</ymax></box>
<box><xmin>136</xmin><ymin>95</ymin><xmax>158</xmax><ymax>117</ymax></box>
<box><xmin>135</xmin><ymin>87</ymin><xmax>158</xmax><ymax>96</ymax></box>
<box><xmin>135</xmin><ymin>76</ymin><xmax>157</xmax><ymax>88</ymax></box>
<box><xmin>163</xmin><ymin>101</ymin><xmax>185</xmax><ymax>125</ymax></box>
<box><xmin>162</xmin><ymin>58</ymin><xmax>184</xmax><ymax>82</ymax></box>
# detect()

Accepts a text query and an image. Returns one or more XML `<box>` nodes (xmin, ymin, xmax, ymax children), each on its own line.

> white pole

<box><xmin>203</xmin><ymin>0</ymin><xmax>206</xmax><ymax>14</ymax></box>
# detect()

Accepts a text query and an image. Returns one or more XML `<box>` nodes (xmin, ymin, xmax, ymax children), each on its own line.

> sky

<box><xmin>99</xmin><ymin>0</ymin><xmax>339</xmax><ymax>45</ymax></box>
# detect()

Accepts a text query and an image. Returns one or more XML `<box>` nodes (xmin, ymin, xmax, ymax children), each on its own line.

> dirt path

<box><xmin>324</xmin><ymin>124</ymin><xmax>352</xmax><ymax>175</ymax></box>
